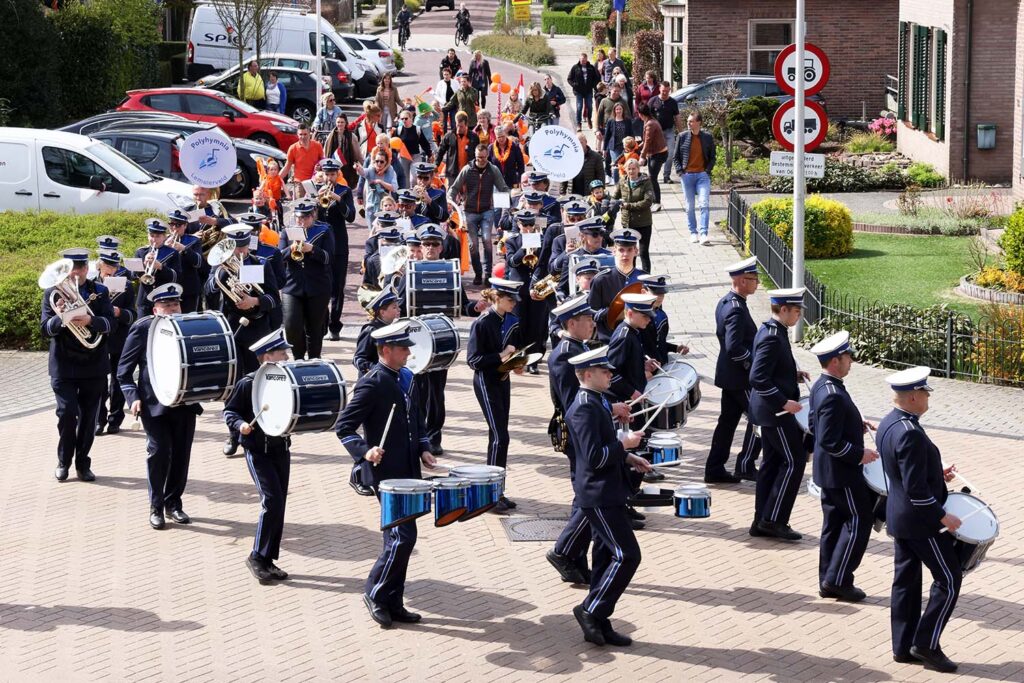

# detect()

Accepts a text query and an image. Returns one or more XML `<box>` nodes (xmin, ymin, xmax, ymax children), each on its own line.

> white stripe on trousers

<box><xmin>586</xmin><ymin>508</ymin><xmax>624</xmax><ymax>615</ymax></box>
<box><xmin>835</xmin><ymin>487</ymin><xmax>859</xmax><ymax>585</ymax></box>
<box><xmin>244</xmin><ymin>450</ymin><xmax>266</xmax><ymax>556</ymax></box>
<box><xmin>561</xmin><ymin>512</ymin><xmax>589</xmax><ymax>554</ymax></box>
<box><xmin>926</xmin><ymin>536</ymin><xmax>957</xmax><ymax>650</ymax></box>
<box><xmin>770</xmin><ymin>425</ymin><xmax>796</xmax><ymax>522</ymax></box>
<box><xmin>474</xmin><ymin>373</ymin><xmax>501</xmax><ymax>466</ymax></box>
<box><xmin>369</xmin><ymin>526</ymin><xmax>402</xmax><ymax>602</ymax></box>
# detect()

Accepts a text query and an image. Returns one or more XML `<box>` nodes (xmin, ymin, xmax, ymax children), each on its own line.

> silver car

<box><xmin>337</xmin><ymin>33</ymin><xmax>397</xmax><ymax>77</ymax></box>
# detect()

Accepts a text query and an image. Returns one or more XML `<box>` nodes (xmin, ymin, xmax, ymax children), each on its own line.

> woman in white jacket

<box><xmin>433</xmin><ymin>67</ymin><xmax>462</xmax><ymax>134</ymax></box>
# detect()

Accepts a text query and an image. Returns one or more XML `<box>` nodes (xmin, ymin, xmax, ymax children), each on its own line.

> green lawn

<box><xmin>807</xmin><ymin>233</ymin><xmax>981</xmax><ymax>318</ymax></box>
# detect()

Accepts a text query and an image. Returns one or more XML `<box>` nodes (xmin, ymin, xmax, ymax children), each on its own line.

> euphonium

<box><xmin>530</xmin><ymin>273</ymin><xmax>559</xmax><ymax>299</ymax></box>
<box><xmin>38</xmin><ymin>259</ymin><xmax>103</xmax><ymax>349</ymax></box>
<box><xmin>206</xmin><ymin>240</ymin><xmax>265</xmax><ymax>305</ymax></box>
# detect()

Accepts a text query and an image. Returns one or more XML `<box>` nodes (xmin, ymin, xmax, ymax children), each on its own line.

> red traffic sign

<box><xmin>774</xmin><ymin>43</ymin><xmax>830</xmax><ymax>97</ymax></box>
<box><xmin>772</xmin><ymin>99</ymin><xmax>828</xmax><ymax>152</ymax></box>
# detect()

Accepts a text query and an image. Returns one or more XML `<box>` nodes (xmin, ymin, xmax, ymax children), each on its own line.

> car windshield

<box><xmin>86</xmin><ymin>142</ymin><xmax>156</xmax><ymax>183</ymax></box>
<box><xmin>208</xmin><ymin>91</ymin><xmax>259</xmax><ymax>114</ymax></box>
<box><xmin>362</xmin><ymin>38</ymin><xmax>388</xmax><ymax>50</ymax></box>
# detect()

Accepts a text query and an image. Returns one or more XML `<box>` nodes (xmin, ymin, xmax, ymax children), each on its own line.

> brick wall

<box><xmin>683</xmin><ymin>0</ymin><xmax>898</xmax><ymax>120</ymax></box>
<box><xmin>1015</xmin><ymin>6</ymin><xmax>1024</xmax><ymax>201</ymax></box>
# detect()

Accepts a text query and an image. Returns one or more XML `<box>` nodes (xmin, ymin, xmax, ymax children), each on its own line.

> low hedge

<box><xmin>1000</xmin><ymin>206</ymin><xmax>1024</xmax><ymax>276</ymax></box>
<box><xmin>470</xmin><ymin>34</ymin><xmax>556</xmax><ymax>67</ymax></box>
<box><xmin>751</xmin><ymin>195</ymin><xmax>854</xmax><ymax>258</ymax></box>
<box><xmin>542</xmin><ymin>10</ymin><xmax>603</xmax><ymax>36</ymax></box>
<box><xmin>0</xmin><ymin>210</ymin><xmax>154</xmax><ymax>350</ymax></box>
<box><xmin>765</xmin><ymin>158</ymin><xmax>908</xmax><ymax>193</ymax></box>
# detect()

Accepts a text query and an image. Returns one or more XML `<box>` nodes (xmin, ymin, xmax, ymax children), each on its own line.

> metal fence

<box><xmin>726</xmin><ymin>190</ymin><xmax>1024</xmax><ymax>387</ymax></box>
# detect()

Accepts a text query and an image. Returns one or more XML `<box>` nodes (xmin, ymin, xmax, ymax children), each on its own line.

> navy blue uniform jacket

<box><xmin>223</xmin><ymin>373</ymin><xmax>289</xmax><ymax>453</ymax></box>
<box><xmin>467</xmin><ymin>309</ymin><xmax>520</xmax><ymax>380</ymax></box>
<box><xmin>809</xmin><ymin>374</ymin><xmax>866</xmax><ymax>489</ymax></box>
<box><xmin>117</xmin><ymin>316</ymin><xmax>203</xmax><ymax>418</ymax></box>
<box><xmin>608</xmin><ymin>321</ymin><xmax>646</xmax><ymax>401</ymax></box>
<box><xmin>40</xmin><ymin>280</ymin><xmax>115</xmax><ymax>379</ymax></box>
<box><xmin>566</xmin><ymin>388</ymin><xmax>630</xmax><ymax>508</ymax></box>
<box><xmin>748</xmin><ymin>319</ymin><xmax>799</xmax><ymax>427</ymax></box>
<box><xmin>714</xmin><ymin>291</ymin><xmax>756</xmax><ymax>390</ymax></box>
<box><xmin>878</xmin><ymin>408</ymin><xmax>948</xmax><ymax>539</ymax></box>
<box><xmin>278</xmin><ymin>222</ymin><xmax>335</xmax><ymax>297</ymax></box>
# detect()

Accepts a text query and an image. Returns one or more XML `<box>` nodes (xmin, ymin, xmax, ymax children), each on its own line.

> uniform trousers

<box><xmin>706</xmin><ymin>388</ymin><xmax>761</xmax><ymax>476</ymax></box>
<box><xmin>582</xmin><ymin>506</ymin><xmax>641</xmax><ymax>620</ymax></box>
<box><xmin>367</xmin><ymin>518</ymin><xmax>418</xmax><ymax>608</ymax></box>
<box><xmin>415</xmin><ymin>370</ymin><xmax>448</xmax><ymax>449</ymax></box>
<box><xmin>754</xmin><ymin>418</ymin><xmax>807</xmax><ymax>525</ymax></box>
<box><xmin>97</xmin><ymin>353</ymin><xmax>127</xmax><ymax>430</ymax></box>
<box><xmin>819</xmin><ymin>483</ymin><xmax>874</xmax><ymax>587</ymax></box>
<box><xmin>554</xmin><ymin>462</ymin><xmax>592</xmax><ymax>561</ymax></box>
<box><xmin>515</xmin><ymin>295</ymin><xmax>550</xmax><ymax>362</ymax></box>
<box><xmin>283</xmin><ymin>292</ymin><xmax>330</xmax><ymax>360</ymax></box>
<box><xmin>141</xmin><ymin>409</ymin><xmax>196</xmax><ymax>512</ymax></box>
<box><xmin>327</xmin><ymin>247</ymin><xmax>349</xmax><ymax>335</ymax></box>
<box><xmin>244</xmin><ymin>446</ymin><xmax>291</xmax><ymax>562</ymax></box>
<box><xmin>891</xmin><ymin>534</ymin><xmax>962</xmax><ymax>655</ymax></box>
<box><xmin>473</xmin><ymin>372</ymin><xmax>510</xmax><ymax>468</ymax></box>
<box><xmin>51</xmin><ymin>377</ymin><xmax>105</xmax><ymax>470</ymax></box>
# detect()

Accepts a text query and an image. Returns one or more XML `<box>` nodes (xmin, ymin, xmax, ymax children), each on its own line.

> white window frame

<box><xmin>748</xmin><ymin>19</ymin><xmax>795</xmax><ymax>75</ymax></box>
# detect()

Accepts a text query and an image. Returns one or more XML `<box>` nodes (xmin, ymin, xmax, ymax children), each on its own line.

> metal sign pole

<box><xmin>316</xmin><ymin>0</ymin><xmax>323</xmax><ymax>115</ymax></box>
<box><xmin>793</xmin><ymin>0</ymin><xmax>806</xmax><ymax>340</ymax></box>
<box><xmin>388</xmin><ymin>0</ymin><xmax>394</xmax><ymax>50</ymax></box>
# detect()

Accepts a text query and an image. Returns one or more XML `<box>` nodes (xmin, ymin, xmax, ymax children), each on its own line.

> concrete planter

<box><xmin>957</xmin><ymin>275</ymin><xmax>1024</xmax><ymax>305</ymax></box>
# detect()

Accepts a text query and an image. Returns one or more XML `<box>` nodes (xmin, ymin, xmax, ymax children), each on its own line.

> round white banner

<box><xmin>527</xmin><ymin>125</ymin><xmax>584</xmax><ymax>182</ymax></box>
<box><xmin>180</xmin><ymin>128</ymin><xmax>237</xmax><ymax>187</ymax></box>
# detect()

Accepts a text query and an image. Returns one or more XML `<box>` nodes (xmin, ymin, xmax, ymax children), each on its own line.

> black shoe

<box><xmin>573</xmin><ymin>556</ymin><xmax>592</xmax><ymax>584</ymax></box>
<box><xmin>246</xmin><ymin>556</ymin><xmax>274</xmax><ymax>584</ymax></box>
<box><xmin>492</xmin><ymin>498</ymin><xmax>511</xmax><ymax>513</ymax></box>
<box><xmin>223</xmin><ymin>437</ymin><xmax>239</xmax><ymax>457</ymax></box>
<box><xmin>150</xmin><ymin>509</ymin><xmax>166</xmax><ymax>530</ymax></box>
<box><xmin>910</xmin><ymin>646</ymin><xmax>958</xmax><ymax>673</ymax></box>
<box><xmin>95</xmin><ymin>424</ymin><xmax>106</xmax><ymax>436</ymax></box>
<box><xmin>350</xmin><ymin>481</ymin><xmax>375</xmax><ymax>496</ymax></box>
<box><xmin>547</xmin><ymin>550</ymin><xmax>587</xmax><ymax>584</ymax></box>
<box><xmin>390</xmin><ymin>604</ymin><xmax>422</xmax><ymax>623</ymax></box>
<box><xmin>600</xmin><ymin>618</ymin><xmax>633</xmax><ymax>647</ymax></box>
<box><xmin>55</xmin><ymin>466</ymin><xmax>69</xmax><ymax>482</ymax></box>
<box><xmin>106</xmin><ymin>424</ymin><xmax>120</xmax><ymax>435</ymax></box>
<box><xmin>76</xmin><ymin>468</ymin><xmax>96</xmax><ymax>482</ymax></box>
<box><xmin>749</xmin><ymin>520</ymin><xmax>766</xmax><ymax>537</ymax></box>
<box><xmin>625</xmin><ymin>506</ymin><xmax>645</xmax><ymax>521</ymax></box>
<box><xmin>629</xmin><ymin>518</ymin><xmax>646</xmax><ymax>531</ymax></box>
<box><xmin>735</xmin><ymin>469</ymin><xmax>758</xmax><ymax>482</ymax></box>
<box><xmin>473</xmin><ymin>274</ymin><xmax>482</xmax><ymax>285</ymax></box>
<box><xmin>573</xmin><ymin>605</ymin><xmax>606</xmax><ymax>645</ymax></box>
<box><xmin>819</xmin><ymin>582</ymin><xmax>866</xmax><ymax>602</ymax></box>
<box><xmin>893</xmin><ymin>652</ymin><xmax>920</xmax><ymax>664</ymax></box>
<box><xmin>167</xmin><ymin>509</ymin><xmax>191</xmax><ymax>524</ymax></box>
<box><xmin>756</xmin><ymin>520</ymin><xmax>802</xmax><ymax>541</ymax></box>
<box><xmin>499</xmin><ymin>495</ymin><xmax>517</xmax><ymax>509</ymax></box>
<box><xmin>643</xmin><ymin>469</ymin><xmax>665</xmax><ymax>483</ymax></box>
<box><xmin>363</xmin><ymin>593</ymin><xmax>393</xmax><ymax>628</ymax></box>
<box><xmin>429</xmin><ymin>444</ymin><xmax>444</xmax><ymax>456</ymax></box>
<box><xmin>526</xmin><ymin>364</ymin><xmax>539</xmax><ymax>375</ymax></box>
<box><xmin>328</xmin><ymin>332</ymin><xmax>341</xmax><ymax>342</ymax></box>
<box><xmin>704</xmin><ymin>471</ymin><xmax>742</xmax><ymax>484</ymax></box>
<box><xmin>267</xmin><ymin>562</ymin><xmax>289</xmax><ymax>580</ymax></box>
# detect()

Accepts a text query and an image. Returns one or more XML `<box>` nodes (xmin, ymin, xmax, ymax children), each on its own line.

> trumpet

<box><xmin>290</xmin><ymin>240</ymin><xmax>305</xmax><ymax>262</ymax></box>
<box><xmin>140</xmin><ymin>246</ymin><xmax>158</xmax><ymax>286</ymax></box>
<box><xmin>317</xmin><ymin>185</ymin><xmax>336</xmax><ymax>209</ymax></box>
<box><xmin>523</xmin><ymin>248</ymin><xmax>539</xmax><ymax>269</ymax></box>
<box><xmin>207</xmin><ymin>241</ymin><xmax>265</xmax><ymax>306</ymax></box>
<box><xmin>38</xmin><ymin>259</ymin><xmax>104</xmax><ymax>349</ymax></box>
<box><xmin>530</xmin><ymin>273</ymin><xmax>559</xmax><ymax>299</ymax></box>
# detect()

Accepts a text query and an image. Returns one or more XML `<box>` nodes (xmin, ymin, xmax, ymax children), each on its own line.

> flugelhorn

<box><xmin>140</xmin><ymin>246</ymin><xmax>158</xmax><ymax>286</ymax></box>
<box><xmin>38</xmin><ymin>259</ymin><xmax>103</xmax><ymax>349</ymax></box>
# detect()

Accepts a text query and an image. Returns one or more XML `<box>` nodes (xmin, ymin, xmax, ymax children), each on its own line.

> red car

<box><xmin>117</xmin><ymin>87</ymin><xmax>299</xmax><ymax>149</ymax></box>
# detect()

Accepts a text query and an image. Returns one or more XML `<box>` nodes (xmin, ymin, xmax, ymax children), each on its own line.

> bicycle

<box><xmin>398</xmin><ymin>23</ymin><xmax>410</xmax><ymax>51</ymax></box>
<box><xmin>454</xmin><ymin>19</ymin><xmax>472</xmax><ymax>47</ymax></box>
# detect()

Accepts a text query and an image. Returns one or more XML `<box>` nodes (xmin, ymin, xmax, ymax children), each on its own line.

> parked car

<box><xmin>337</xmin><ymin>33</ymin><xmax>397</xmax><ymax>77</ymax></box>
<box><xmin>0</xmin><ymin>128</ymin><xmax>192</xmax><ymax>214</ymax></box>
<box><xmin>425</xmin><ymin>0</ymin><xmax>455</xmax><ymax>10</ymax></box>
<box><xmin>116</xmin><ymin>87</ymin><xmax>299</xmax><ymax>149</ymax></box>
<box><xmin>94</xmin><ymin>120</ymin><xmax>287</xmax><ymax>198</ymax></box>
<box><xmin>197</xmin><ymin>54</ymin><xmax>356</xmax><ymax>103</ymax></box>
<box><xmin>671</xmin><ymin>75</ymin><xmax>827</xmax><ymax>111</ymax></box>
<box><xmin>199</xmin><ymin>67</ymin><xmax>326</xmax><ymax>125</ymax></box>
<box><xmin>58</xmin><ymin>111</ymin><xmax>189</xmax><ymax>136</ymax></box>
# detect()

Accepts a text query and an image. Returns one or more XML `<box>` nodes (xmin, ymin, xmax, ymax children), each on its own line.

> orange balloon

<box><xmin>490</xmin><ymin>83</ymin><xmax>499</xmax><ymax>93</ymax></box>
<box><xmin>501</xmin><ymin>82</ymin><xmax>511</xmax><ymax>94</ymax></box>
<box><xmin>491</xmin><ymin>74</ymin><xmax>502</xmax><ymax>84</ymax></box>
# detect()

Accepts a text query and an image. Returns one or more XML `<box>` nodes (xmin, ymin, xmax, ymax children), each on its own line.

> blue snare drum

<box><xmin>253</xmin><ymin>360</ymin><xmax>347</xmax><ymax>436</ymax></box>
<box><xmin>433</xmin><ymin>477</ymin><xmax>470</xmax><ymax>527</ymax></box>
<box><xmin>147</xmin><ymin>311</ymin><xmax>238</xmax><ymax>406</ymax></box>
<box><xmin>674</xmin><ymin>484</ymin><xmax>711</xmax><ymax>519</ymax></box>
<box><xmin>449</xmin><ymin>465</ymin><xmax>506</xmax><ymax>520</ymax></box>
<box><xmin>648</xmin><ymin>435</ymin><xmax>682</xmax><ymax>467</ymax></box>
<box><xmin>379</xmin><ymin>479</ymin><xmax>433</xmax><ymax>530</ymax></box>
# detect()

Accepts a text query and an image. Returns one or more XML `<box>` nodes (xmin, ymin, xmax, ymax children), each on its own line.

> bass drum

<box><xmin>253</xmin><ymin>359</ymin><xmax>347</xmax><ymax>436</ymax></box>
<box><xmin>147</xmin><ymin>311</ymin><xmax>237</xmax><ymax>407</ymax></box>
<box><xmin>406</xmin><ymin>314</ymin><xmax>462</xmax><ymax>374</ymax></box>
<box><xmin>407</xmin><ymin>259</ymin><xmax>462</xmax><ymax>317</ymax></box>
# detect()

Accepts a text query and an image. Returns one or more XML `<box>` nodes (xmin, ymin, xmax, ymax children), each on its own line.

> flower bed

<box><xmin>957</xmin><ymin>275</ymin><xmax>1024</xmax><ymax>305</ymax></box>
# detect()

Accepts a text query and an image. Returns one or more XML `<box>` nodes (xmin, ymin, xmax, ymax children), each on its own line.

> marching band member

<box><xmin>396</xmin><ymin>189</ymin><xmax>430</xmax><ymax>231</ymax></box>
<box><xmin>362</xmin><ymin>226</ymin><xmax>403</xmax><ymax>293</ymax></box>
<box><xmin>748</xmin><ymin>288</ymin><xmax>810</xmax><ymax>541</ymax></box>
<box><xmin>564</xmin><ymin>347</ymin><xmax>647</xmax><ymax>647</ymax></box>
<box><xmin>239</xmin><ymin>211</ymin><xmax>286</xmax><ymax>329</ymax></box>
<box><xmin>524</xmin><ymin>171</ymin><xmax>561</xmax><ymax>224</ymax></box>
<box><xmin>363</xmin><ymin>211</ymin><xmax>400</xmax><ymax>262</ymax></box>
<box><xmin>808</xmin><ymin>331</ymin><xmax>877</xmax><ymax>603</ymax></box>
<box><xmin>335</xmin><ymin>320</ymin><xmax>437</xmax><ymax>629</ymax></box>
<box><xmin>706</xmin><ymin>257</ymin><xmax>762</xmax><ymax>483</ymax></box>
<box><xmin>223</xmin><ymin>328</ymin><xmax>295</xmax><ymax>584</ymax></box>
<box><xmin>548</xmin><ymin>258</ymin><xmax>602</xmax><ymax>347</ymax></box>
<box><xmin>278</xmin><ymin>200</ymin><xmax>335</xmax><ymax>360</ymax></box>
<box><xmin>317</xmin><ymin>158</ymin><xmax>357</xmax><ymax>341</ymax></box>
<box><xmin>637</xmin><ymin>274</ymin><xmax>688</xmax><ymax>365</ymax></box>
<box><xmin>503</xmin><ymin>210</ymin><xmax>547</xmax><ymax>374</ymax></box>
<box><xmin>185</xmin><ymin>185</ymin><xmax>232</xmax><ymax>285</ymax></box>
<box><xmin>403</xmin><ymin>230</ymin><xmax>424</xmax><ymax>262</ymax></box>
<box><xmin>134</xmin><ymin>219</ymin><xmax>181</xmax><ymax>318</ymax></box>
<box><xmin>467</xmin><ymin>278</ymin><xmax>524</xmax><ymax>512</ymax></box>
<box><xmin>166</xmin><ymin>208</ymin><xmax>203</xmax><ymax>314</ymax></box>
<box><xmin>411</xmin><ymin>162</ymin><xmax>449</xmax><ymax>224</ymax></box>
<box><xmin>94</xmin><ymin>245</ymin><xmax>136</xmax><ymax>436</ymax></box>
<box><xmin>41</xmin><ymin>248</ymin><xmax>116</xmax><ymax>482</ymax></box>
<box><xmin>548</xmin><ymin>203</ymin><xmax>594</xmax><ymax>274</ymax></box>
<box><xmin>588</xmin><ymin>229</ymin><xmax>647</xmax><ymax>343</ymax></box>
<box><xmin>550</xmin><ymin>216</ymin><xmax>609</xmax><ymax>299</ymax></box>
<box><xmin>117</xmin><ymin>283</ymin><xmax>200</xmax><ymax>529</ymax></box>
<box><xmin>878</xmin><ymin>366</ymin><xmax>962</xmax><ymax>673</ymax></box>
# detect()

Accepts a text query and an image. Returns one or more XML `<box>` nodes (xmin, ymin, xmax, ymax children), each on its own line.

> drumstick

<box><xmin>941</xmin><ymin>463</ymin><xmax>978</xmax><ymax>493</ymax></box>
<box><xmin>629</xmin><ymin>402</ymin><xmax>664</xmax><ymax>418</ymax></box>
<box><xmin>373</xmin><ymin>403</ymin><xmax>398</xmax><ymax>468</ymax></box>
<box><xmin>645</xmin><ymin>355</ymin><xmax>664</xmax><ymax>374</ymax></box>
<box><xmin>638</xmin><ymin>397</ymin><xmax>670</xmax><ymax>433</ymax></box>
<box><xmin>246</xmin><ymin>404</ymin><xmax>270</xmax><ymax>431</ymax></box>
<box><xmin>939</xmin><ymin>501</ymin><xmax>993</xmax><ymax>534</ymax></box>
<box><xmin>625</xmin><ymin>389</ymin><xmax>652</xmax><ymax>407</ymax></box>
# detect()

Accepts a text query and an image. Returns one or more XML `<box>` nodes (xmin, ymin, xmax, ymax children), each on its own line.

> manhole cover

<box><xmin>500</xmin><ymin>516</ymin><xmax>569</xmax><ymax>542</ymax></box>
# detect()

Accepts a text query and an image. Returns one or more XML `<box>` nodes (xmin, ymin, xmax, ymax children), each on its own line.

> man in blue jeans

<box><xmin>567</xmin><ymin>52</ymin><xmax>599</xmax><ymax>131</ymax></box>
<box><xmin>673</xmin><ymin>111</ymin><xmax>716</xmax><ymax>245</ymax></box>
<box><xmin>447</xmin><ymin>143</ymin><xmax>510</xmax><ymax>284</ymax></box>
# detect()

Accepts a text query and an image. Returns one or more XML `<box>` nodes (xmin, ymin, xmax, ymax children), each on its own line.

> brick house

<box><xmin>896</xmin><ymin>1</ymin><xmax>1019</xmax><ymax>185</ymax></box>
<box><xmin>659</xmin><ymin>0</ymin><xmax>897</xmax><ymax>120</ymax></box>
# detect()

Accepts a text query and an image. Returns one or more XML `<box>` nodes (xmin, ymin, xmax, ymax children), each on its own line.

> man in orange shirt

<box><xmin>281</xmin><ymin>123</ymin><xmax>325</xmax><ymax>193</ymax></box>
<box><xmin>672</xmin><ymin>111</ymin><xmax>715</xmax><ymax>245</ymax></box>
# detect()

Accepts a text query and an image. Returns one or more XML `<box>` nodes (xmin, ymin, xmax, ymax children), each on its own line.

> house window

<box><xmin>748</xmin><ymin>20</ymin><xmax>793</xmax><ymax>75</ymax></box>
<box><xmin>671</xmin><ymin>17</ymin><xmax>683</xmax><ymax>44</ymax></box>
<box><xmin>899</xmin><ymin>21</ymin><xmax>947</xmax><ymax>141</ymax></box>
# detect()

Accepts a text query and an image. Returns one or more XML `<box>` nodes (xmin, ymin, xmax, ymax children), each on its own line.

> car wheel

<box><xmin>223</xmin><ymin>165</ymin><xmax>253</xmax><ymax>199</ymax></box>
<box><xmin>289</xmin><ymin>102</ymin><xmax>314</xmax><ymax>125</ymax></box>
<box><xmin>248</xmin><ymin>133</ymin><xmax>278</xmax><ymax>148</ymax></box>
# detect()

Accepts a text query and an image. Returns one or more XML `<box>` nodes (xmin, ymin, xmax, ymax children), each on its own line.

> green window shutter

<box><xmin>934</xmin><ymin>29</ymin><xmax>946</xmax><ymax>141</ymax></box>
<box><xmin>897</xmin><ymin>21</ymin><xmax>908</xmax><ymax>120</ymax></box>
<box><xmin>912</xmin><ymin>25</ymin><xmax>922</xmax><ymax>128</ymax></box>
<box><xmin>923</xmin><ymin>27</ymin><xmax>932</xmax><ymax>131</ymax></box>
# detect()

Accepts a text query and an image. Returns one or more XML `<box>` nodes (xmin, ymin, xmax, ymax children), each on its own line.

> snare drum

<box><xmin>433</xmin><ymin>477</ymin><xmax>470</xmax><ymax>527</ymax></box>
<box><xmin>407</xmin><ymin>314</ymin><xmax>461</xmax><ymax>374</ymax></box>
<box><xmin>253</xmin><ymin>359</ymin><xmax>347</xmax><ymax>436</ymax></box>
<box><xmin>662</xmin><ymin>360</ymin><xmax>701</xmax><ymax>412</ymax></box>
<box><xmin>863</xmin><ymin>457</ymin><xmax>890</xmax><ymax>531</ymax></box>
<box><xmin>379</xmin><ymin>479</ymin><xmax>433</xmax><ymax>530</ymax></box>
<box><xmin>648</xmin><ymin>435</ymin><xmax>682</xmax><ymax>466</ymax></box>
<box><xmin>449</xmin><ymin>465</ymin><xmax>505</xmax><ymax>520</ymax></box>
<box><xmin>944</xmin><ymin>492</ymin><xmax>999</xmax><ymax>573</ymax></box>
<box><xmin>147</xmin><ymin>311</ymin><xmax>237</xmax><ymax>407</ymax></box>
<box><xmin>406</xmin><ymin>259</ymin><xmax>462</xmax><ymax>317</ymax></box>
<box><xmin>674</xmin><ymin>484</ymin><xmax>711</xmax><ymax>518</ymax></box>
<box><xmin>644</xmin><ymin>375</ymin><xmax>688</xmax><ymax>430</ymax></box>
<box><xmin>651</xmin><ymin>431</ymin><xmax>676</xmax><ymax>440</ymax></box>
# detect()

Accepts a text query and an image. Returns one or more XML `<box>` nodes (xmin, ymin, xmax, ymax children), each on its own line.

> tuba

<box><xmin>207</xmin><ymin>240</ymin><xmax>264</xmax><ymax>306</ymax></box>
<box><xmin>38</xmin><ymin>259</ymin><xmax>104</xmax><ymax>349</ymax></box>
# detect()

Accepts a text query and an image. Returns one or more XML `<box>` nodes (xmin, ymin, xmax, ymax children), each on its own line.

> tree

<box><xmin>250</xmin><ymin>0</ymin><xmax>284</xmax><ymax>63</ymax></box>
<box><xmin>210</xmin><ymin>0</ymin><xmax>257</xmax><ymax>80</ymax></box>
<box><xmin>725</xmin><ymin>96</ymin><xmax>779</xmax><ymax>156</ymax></box>
<box><xmin>695</xmin><ymin>80</ymin><xmax>740</xmax><ymax>175</ymax></box>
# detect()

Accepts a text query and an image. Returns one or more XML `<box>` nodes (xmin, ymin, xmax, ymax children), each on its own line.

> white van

<box><xmin>186</xmin><ymin>2</ymin><xmax>374</xmax><ymax>86</ymax></box>
<box><xmin>0</xmin><ymin>129</ymin><xmax>193</xmax><ymax>214</ymax></box>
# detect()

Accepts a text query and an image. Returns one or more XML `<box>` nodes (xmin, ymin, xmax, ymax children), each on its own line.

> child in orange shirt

<box><xmin>616</xmin><ymin>136</ymin><xmax>640</xmax><ymax>180</ymax></box>
<box><xmin>259</xmin><ymin>158</ymin><xmax>285</xmax><ymax>224</ymax></box>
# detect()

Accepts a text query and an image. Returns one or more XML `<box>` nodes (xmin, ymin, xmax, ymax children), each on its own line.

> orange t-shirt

<box><xmin>286</xmin><ymin>140</ymin><xmax>324</xmax><ymax>181</ymax></box>
<box><xmin>685</xmin><ymin>134</ymin><xmax>705</xmax><ymax>173</ymax></box>
<box><xmin>456</xmin><ymin>133</ymin><xmax>470</xmax><ymax>171</ymax></box>
<box><xmin>260</xmin><ymin>174</ymin><xmax>284</xmax><ymax>201</ymax></box>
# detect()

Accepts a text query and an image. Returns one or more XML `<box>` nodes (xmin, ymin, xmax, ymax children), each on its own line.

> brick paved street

<box><xmin>2</xmin><ymin>176</ymin><xmax>1023</xmax><ymax>681</ymax></box>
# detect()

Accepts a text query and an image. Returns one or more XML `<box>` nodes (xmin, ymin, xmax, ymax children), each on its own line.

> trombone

<box><xmin>38</xmin><ymin>259</ymin><xmax>104</xmax><ymax>349</ymax></box>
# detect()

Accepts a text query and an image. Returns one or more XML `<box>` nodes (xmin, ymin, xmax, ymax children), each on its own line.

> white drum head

<box><xmin>253</xmin><ymin>363</ymin><xmax>297</xmax><ymax>437</ymax></box>
<box><xmin>148</xmin><ymin>316</ymin><xmax>186</xmax><ymax>406</ymax></box>
<box><xmin>450</xmin><ymin>465</ymin><xmax>505</xmax><ymax>482</ymax></box>
<box><xmin>795</xmin><ymin>397</ymin><xmax>811</xmax><ymax>432</ymax></box>
<box><xmin>862</xmin><ymin>457</ymin><xmax>889</xmax><ymax>495</ymax></box>
<box><xmin>406</xmin><ymin>317</ymin><xmax>436</xmax><ymax>375</ymax></box>
<box><xmin>663</xmin><ymin>361</ymin><xmax>698</xmax><ymax>391</ymax></box>
<box><xmin>646</xmin><ymin>375</ymin><xmax>686</xmax><ymax>407</ymax></box>
<box><xmin>944</xmin><ymin>492</ymin><xmax>999</xmax><ymax>544</ymax></box>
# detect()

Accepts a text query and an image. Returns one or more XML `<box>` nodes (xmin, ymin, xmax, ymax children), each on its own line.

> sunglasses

<box><xmin>374</xmin><ymin>159</ymin><xmax>387</xmax><ymax>164</ymax></box>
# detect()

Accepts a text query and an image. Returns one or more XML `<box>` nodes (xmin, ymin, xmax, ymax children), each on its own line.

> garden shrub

<box><xmin>541</xmin><ymin>10</ymin><xmax>601</xmax><ymax>35</ymax></box>
<box><xmin>766</xmin><ymin>159</ymin><xmax>908</xmax><ymax>193</ymax></box>
<box><xmin>628</xmin><ymin>30</ymin><xmax>663</xmax><ymax>85</ymax></box>
<box><xmin>372</xmin><ymin>12</ymin><xmax>388</xmax><ymax>27</ymax></box>
<box><xmin>845</xmin><ymin>132</ymin><xmax>895</xmax><ymax>154</ymax></box>
<box><xmin>470</xmin><ymin>35</ymin><xmax>556</xmax><ymax>67</ymax></box>
<box><xmin>1001</xmin><ymin>207</ymin><xmax>1024</xmax><ymax>276</ymax></box>
<box><xmin>906</xmin><ymin>162</ymin><xmax>945</xmax><ymax>188</ymax></box>
<box><xmin>725</xmin><ymin>97</ymin><xmax>777</xmax><ymax>153</ymax></box>
<box><xmin>751</xmin><ymin>195</ymin><xmax>854</xmax><ymax>258</ymax></box>
<box><xmin>971</xmin><ymin>304</ymin><xmax>1024</xmax><ymax>384</ymax></box>
<box><xmin>591</xmin><ymin>21</ymin><xmax>608</xmax><ymax>45</ymax></box>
